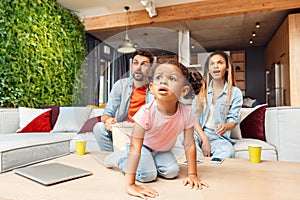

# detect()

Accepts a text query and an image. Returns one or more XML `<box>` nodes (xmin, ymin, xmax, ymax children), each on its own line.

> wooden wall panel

<box><xmin>265</xmin><ymin>17</ymin><xmax>290</xmax><ymax>105</ymax></box>
<box><xmin>288</xmin><ymin>14</ymin><xmax>300</xmax><ymax>106</ymax></box>
<box><xmin>265</xmin><ymin>13</ymin><xmax>300</xmax><ymax>106</ymax></box>
<box><xmin>264</xmin><ymin>19</ymin><xmax>288</xmax><ymax>69</ymax></box>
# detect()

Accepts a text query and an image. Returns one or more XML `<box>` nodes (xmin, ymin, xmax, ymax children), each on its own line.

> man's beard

<box><xmin>132</xmin><ymin>72</ymin><xmax>145</xmax><ymax>82</ymax></box>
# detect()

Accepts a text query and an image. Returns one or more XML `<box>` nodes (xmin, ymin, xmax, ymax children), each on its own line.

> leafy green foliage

<box><xmin>0</xmin><ymin>0</ymin><xmax>86</xmax><ymax>107</ymax></box>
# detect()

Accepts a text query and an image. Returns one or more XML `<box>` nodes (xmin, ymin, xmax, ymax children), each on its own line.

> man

<box><xmin>93</xmin><ymin>49</ymin><xmax>154</xmax><ymax>151</ymax></box>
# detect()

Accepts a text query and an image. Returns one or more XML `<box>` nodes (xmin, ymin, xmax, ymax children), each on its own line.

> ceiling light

<box><xmin>252</xmin><ymin>31</ymin><xmax>256</xmax><ymax>37</ymax></box>
<box><xmin>191</xmin><ymin>44</ymin><xmax>195</xmax><ymax>49</ymax></box>
<box><xmin>255</xmin><ymin>22</ymin><xmax>260</xmax><ymax>28</ymax></box>
<box><xmin>249</xmin><ymin>39</ymin><xmax>254</xmax><ymax>44</ymax></box>
<box><xmin>117</xmin><ymin>35</ymin><xmax>136</xmax><ymax>54</ymax></box>
<box><xmin>117</xmin><ymin>6</ymin><xmax>136</xmax><ymax>54</ymax></box>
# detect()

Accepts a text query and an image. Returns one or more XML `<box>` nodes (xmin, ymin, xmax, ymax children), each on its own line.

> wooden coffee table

<box><xmin>0</xmin><ymin>152</ymin><xmax>299</xmax><ymax>200</ymax></box>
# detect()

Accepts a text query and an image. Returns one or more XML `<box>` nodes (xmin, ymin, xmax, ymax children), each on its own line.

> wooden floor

<box><xmin>0</xmin><ymin>152</ymin><xmax>300</xmax><ymax>200</ymax></box>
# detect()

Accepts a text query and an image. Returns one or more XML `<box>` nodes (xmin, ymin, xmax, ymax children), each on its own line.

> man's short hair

<box><xmin>132</xmin><ymin>49</ymin><xmax>154</xmax><ymax>64</ymax></box>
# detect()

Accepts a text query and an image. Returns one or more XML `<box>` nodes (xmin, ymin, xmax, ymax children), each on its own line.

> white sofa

<box><xmin>1</xmin><ymin>105</ymin><xmax>299</xmax><ymax>173</ymax></box>
<box><xmin>265</xmin><ymin>107</ymin><xmax>300</xmax><ymax>162</ymax></box>
<box><xmin>68</xmin><ymin>106</ymin><xmax>300</xmax><ymax>162</ymax></box>
<box><xmin>231</xmin><ymin>105</ymin><xmax>278</xmax><ymax>161</ymax></box>
<box><xmin>0</xmin><ymin>107</ymin><xmax>103</xmax><ymax>173</ymax></box>
<box><xmin>104</xmin><ymin>105</ymin><xmax>278</xmax><ymax>161</ymax></box>
<box><xmin>233</xmin><ymin>106</ymin><xmax>300</xmax><ymax>162</ymax></box>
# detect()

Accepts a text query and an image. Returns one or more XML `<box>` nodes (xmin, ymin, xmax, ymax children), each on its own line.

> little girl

<box><xmin>105</xmin><ymin>59</ymin><xmax>208</xmax><ymax>199</ymax></box>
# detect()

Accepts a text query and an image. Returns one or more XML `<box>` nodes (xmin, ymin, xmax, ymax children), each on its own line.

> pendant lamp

<box><xmin>117</xmin><ymin>6</ymin><xmax>136</xmax><ymax>54</ymax></box>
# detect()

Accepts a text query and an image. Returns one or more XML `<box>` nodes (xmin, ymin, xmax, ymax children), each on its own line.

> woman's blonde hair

<box><xmin>197</xmin><ymin>50</ymin><xmax>236</xmax><ymax>115</ymax></box>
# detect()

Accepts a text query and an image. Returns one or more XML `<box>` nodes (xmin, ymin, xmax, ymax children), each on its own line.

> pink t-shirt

<box><xmin>132</xmin><ymin>99</ymin><xmax>196</xmax><ymax>152</ymax></box>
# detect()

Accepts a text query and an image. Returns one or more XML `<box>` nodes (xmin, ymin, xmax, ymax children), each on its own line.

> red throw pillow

<box><xmin>240</xmin><ymin>104</ymin><xmax>267</xmax><ymax>141</ymax></box>
<box><xmin>17</xmin><ymin>107</ymin><xmax>52</xmax><ymax>133</ymax></box>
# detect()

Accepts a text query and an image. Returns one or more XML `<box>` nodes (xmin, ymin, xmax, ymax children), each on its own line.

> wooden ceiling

<box><xmin>58</xmin><ymin>0</ymin><xmax>300</xmax><ymax>52</ymax></box>
<box><xmin>82</xmin><ymin>0</ymin><xmax>300</xmax><ymax>31</ymax></box>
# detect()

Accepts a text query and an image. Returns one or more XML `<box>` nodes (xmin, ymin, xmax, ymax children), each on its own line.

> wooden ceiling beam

<box><xmin>83</xmin><ymin>0</ymin><xmax>300</xmax><ymax>32</ymax></box>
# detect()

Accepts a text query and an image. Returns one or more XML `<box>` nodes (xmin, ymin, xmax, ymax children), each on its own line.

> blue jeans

<box><xmin>118</xmin><ymin>145</ymin><xmax>180</xmax><ymax>183</ymax></box>
<box><xmin>93</xmin><ymin>122</ymin><xmax>114</xmax><ymax>152</ymax></box>
<box><xmin>194</xmin><ymin>130</ymin><xmax>235</xmax><ymax>159</ymax></box>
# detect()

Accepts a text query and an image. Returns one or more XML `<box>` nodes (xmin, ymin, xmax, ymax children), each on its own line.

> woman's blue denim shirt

<box><xmin>102</xmin><ymin>77</ymin><xmax>154</xmax><ymax>122</ymax></box>
<box><xmin>192</xmin><ymin>81</ymin><xmax>243</xmax><ymax>142</ymax></box>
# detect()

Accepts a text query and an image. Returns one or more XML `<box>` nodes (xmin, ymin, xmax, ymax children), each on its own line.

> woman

<box><xmin>192</xmin><ymin>50</ymin><xmax>243</xmax><ymax>159</ymax></box>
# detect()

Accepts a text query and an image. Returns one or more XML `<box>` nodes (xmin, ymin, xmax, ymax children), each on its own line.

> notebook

<box><xmin>13</xmin><ymin>163</ymin><xmax>92</xmax><ymax>186</ymax></box>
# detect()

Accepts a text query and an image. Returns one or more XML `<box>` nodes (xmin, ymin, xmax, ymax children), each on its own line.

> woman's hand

<box><xmin>194</xmin><ymin>122</ymin><xmax>210</xmax><ymax>156</ymax></box>
<box><xmin>183</xmin><ymin>174</ymin><xmax>209</xmax><ymax>190</ymax></box>
<box><xmin>201</xmin><ymin>139</ymin><xmax>211</xmax><ymax>157</ymax></box>
<box><xmin>126</xmin><ymin>184</ymin><xmax>159</xmax><ymax>199</ymax></box>
<box><xmin>215</xmin><ymin>123</ymin><xmax>227</xmax><ymax>135</ymax></box>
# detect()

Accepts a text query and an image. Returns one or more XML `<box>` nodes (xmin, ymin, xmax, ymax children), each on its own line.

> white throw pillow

<box><xmin>51</xmin><ymin>107</ymin><xmax>92</xmax><ymax>133</ymax></box>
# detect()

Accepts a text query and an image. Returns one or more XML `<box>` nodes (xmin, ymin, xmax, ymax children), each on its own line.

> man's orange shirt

<box><xmin>126</xmin><ymin>86</ymin><xmax>146</xmax><ymax>122</ymax></box>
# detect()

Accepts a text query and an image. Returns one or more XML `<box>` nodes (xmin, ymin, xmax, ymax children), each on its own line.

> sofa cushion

<box><xmin>234</xmin><ymin>138</ymin><xmax>277</xmax><ymax>161</ymax></box>
<box><xmin>70</xmin><ymin>132</ymin><xmax>101</xmax><ymax>153</ymax></box>
<box><xmin>240</xmin><ymin>104</ymin><xmax>267</xmax><ymax>141</ymax></box>
<box><xmin>51</xmin><ymin>107</ymin><xmax>92</xmax><ymax>133</ymax></box>
<box><xmin>17</xmin><ymin>107</ymin><xmax>52</xmax><ymax>133</ymax></box>
<box><xmin>0</xmin><ymin>109</ymin><xmax>20</xmax><ymax>134</ymax></box>
<box><xmin>0</xmin><ymin>133</ymin><xmax>76</xmax><ymax>173</ymax></box>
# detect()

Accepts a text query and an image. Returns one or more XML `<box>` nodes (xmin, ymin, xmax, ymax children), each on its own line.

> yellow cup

<box><xmin>76</xmin><ymin>141</ymin><xmax>86</xmax><ymax>156</ymax></box>
<box><xmin>248</xmin><ymin>145</ymin><xmax>262</xmax><ymax>163</ymax></box>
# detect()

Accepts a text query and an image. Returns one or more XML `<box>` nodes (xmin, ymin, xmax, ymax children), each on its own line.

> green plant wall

<box><xmin>0</xmin><ymin>0</ymin><xmax>86</xmax><ymax>108</ymax></box>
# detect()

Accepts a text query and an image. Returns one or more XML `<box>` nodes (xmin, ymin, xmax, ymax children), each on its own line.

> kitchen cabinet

<box><xmin>265</xmin><ymin>13</ymin><xmax>300</xmax><ymax>106</ymax></box>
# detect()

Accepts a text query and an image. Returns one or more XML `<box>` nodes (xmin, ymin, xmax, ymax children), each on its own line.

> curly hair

<box><xmin>152</xmin><ymin>59</ymin><xmax>204</xmax><ymax>99</ymax></box>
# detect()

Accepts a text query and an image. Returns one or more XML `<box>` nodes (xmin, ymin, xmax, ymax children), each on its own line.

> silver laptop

<box><xmin>13</xmin><ymin>163</ymin><xmax>92</xmax><ymax>186</ymax></box>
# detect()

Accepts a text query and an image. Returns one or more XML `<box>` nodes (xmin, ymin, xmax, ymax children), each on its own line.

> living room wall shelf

<box><xmin>231</xmin><ymin>50</ymin><xmax>246</xmax><ymax>91</ymax></box>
